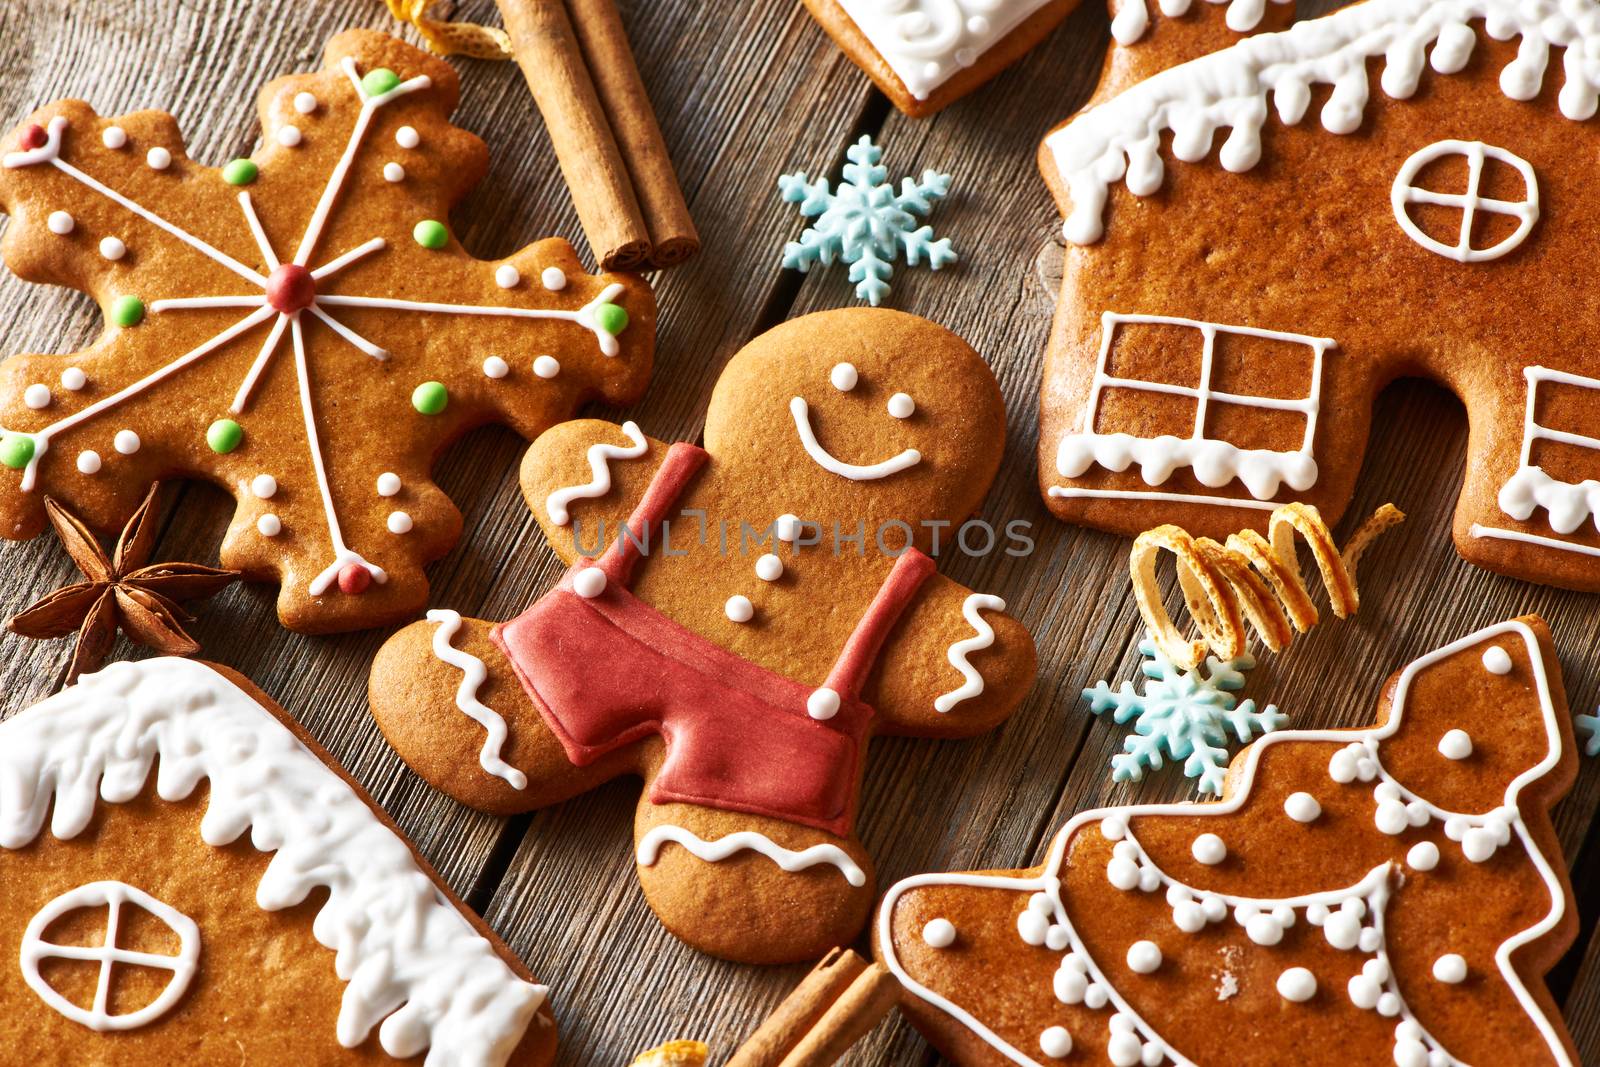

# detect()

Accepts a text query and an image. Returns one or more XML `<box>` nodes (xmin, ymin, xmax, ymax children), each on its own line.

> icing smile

<box><xmin>790</xmin><ymin>396</ymin><xmax>920</xmax><ymax>481</ymax></box>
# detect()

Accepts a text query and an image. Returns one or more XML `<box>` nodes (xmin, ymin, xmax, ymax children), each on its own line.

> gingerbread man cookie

<box><xmin>0</xmin><ymin>30</ymin><xmax>654</xmax><ymax>633</ymax></box>
<box><xmin>370</xmin><ymin>308</ymin><xmax>1037</xmax><ymax>963</ymax></box>
<box><xmin>878</xmin><ymin>616</ymin><xmax>1579</xmax><ymax>1066</ymax></box>
<box><xmin>1037</xmin><ymin>0</ymin><xmax>1600</xmax><ymax>590</ymax></box>
<box><xmin>0</xmin><ymin>657</ymin><xmax>553</xmax><ymax>1065</ymax></box>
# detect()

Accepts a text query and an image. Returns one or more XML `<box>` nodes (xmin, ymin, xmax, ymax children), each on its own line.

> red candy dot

<box><xmin>337</xmin><ymin>563</ymin><xmax>372</xmax><ymax>595</ymax></box>
<box><xmin>20</xmin><ymin>124</ymin><xmax>46</xmax><ymax>150</ymax></box>
<box><xmin>266</xmin><ymin>263</ymin><xmax>315</xmax><ymax>313</ymax></box>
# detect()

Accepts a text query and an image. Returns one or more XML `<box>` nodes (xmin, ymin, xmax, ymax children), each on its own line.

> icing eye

<box><xmin>830</xmin><ymin>362</ymin><xmax>858</xmax><ymax>391</ymax></box>
<box><xmin>887</xmin><ymin>392</ymin><xmax>915</xmax><ymax>419</ymax></box>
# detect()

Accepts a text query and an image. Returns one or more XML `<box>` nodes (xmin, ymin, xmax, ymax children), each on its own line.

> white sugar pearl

<box><xmin>250</xmin><ymin>474</ymin><xmax>277</xmax><ymax>499</ymax></box>
<box><xmin>23</xmin><ymin>384</ymin><xmax>50</xmax><ymax>409</ymax></box>
<box><xmin>1432</xmin><ymin>954</ymin><xmax>1467</xmax><ymax>984</ymax></box>
<box><xmin>541</xmin><ymin>266</ymin><xmax>567</xmax><ymax>290</ymax></box>
<box><xmin>573</xmin><ymin>566</ymin><xmax>606</xmax><ymax>598</ymax></box>
<box><xmin>1407</xmin><ymin>841</ymin><xmax>1441</xmax><ymax>871</ymax></box>
<box><xmin>47</xmin><ymin>211</ymin><xmax>74</xmax><ymax>235</ymax></box>
<box><xmin>76</xmin><ymin>450</ymin><xmax>101</xmax><ymax>474</ymax></box>
<box><xmin>60</xmin><ymin>367</ymin><xmax>86</xmax><ymax>390</ymax></box>
<box><xmin>1284</xmin><ymin>792</ymin><xmax>1321</xmax><ymax>823</ymax></box>
<box><xmin>293</xmin><ymin>91</ymin><xmax>318</xmax><ymax>114</ymax></box>
<box><xmin>395</xmin><ymin>125</ymin><xmax>420</xmax><ymax>149</ymax></box>
<box><xmin>1039</xmin><ymin>1026</ymin><xmax>1072</xmax><ymax>1059</ymax></box>
<box><xmin>922</xmin><ymin>918</ymin><xmax>956</xmax><ymax>948</ymax></box>
<box><xmin>755</xmin><ymin>553</ymin><xmax>783</xmax><ymax>581</ymax></box>
<box><xmin>887</xmin><ymin>391</ymin><xmax>915</xmax><ymax>418</ymax></box>
<box><xmin>1438</xmin><ymin>729</ymin><xmax>1473</xmax><ymax>760</ymax></box>
<box><xmin>776</xmin><ymin>514</ymin><xmax>802</xmax><ymax>541</ymax></box>
<box><xmin>1276</xmin><ymin>967</ymin><xmax>1317</xmax><ymax>1002</ymax></box>
<box><xmin>277</xmin><ymin>125</ymin><xmax>302</xmax><ymax>147</ymax></box>
<box><xmin>114</xmin><ymin>429</ymin><xmax>140</xmax><ymax>454</ymax></box>
<box><xmin>494</xmin><ymin>263</ymin><xmax>520</xmax><ymax>288</ymax></box>
<box><xmin>1100</xmin><ymin>815</ymin><xmax>1127</xmax><ymax>840</ymax></box>
<box><xmin>532</xmin><ymin>355</ymin><xmax>561</xmax><ymax>379</ymax></box>
<box><xmin>1482</xmin><ymin>646</ymin><xmax>1513</xmax><ymax>674</ymax></box>
<box><xmin>830</xmin><ymin>362</ymin><xmax>858</xmax><ymax>391</ymax></box>
<box><xmin>725</xmin><ymin>594</ymin><xmax>753</xmax><ymax>623</ymax></box>
<box><xmin>257</xmin><ymin>513</ymin><xmax>281</xmax><ymax>536</ymax></box>
<box><xmin>1191</xmin><ymin>833</ymin><xmax>1226</xmax><ymax>865</ymax></box>
<box><xmin>807</xmin><ymin>687</ymin><xmax>841</xmax><ymax>721</ymax></box>
<box><xmin>383</xmin><ymin>162</ymin><xmax>405</xmax><ymax>183</ymax></box>
<box><xmin>387</xmin><ymin>510</ymin><xmax>413</xmax><ymax>534</ymax></box>
<box><xmin>1126</xmin><ymin>940</ymin><xmax>1162</xmax><ymax>974</ymax></box>
<box><xmin>146</xmin><ymin>146</ymin><xmax>171</xmax><ymax>170</ymax></box>
<box><xmin>483</xmin><ymin>356</ymin><xmax>509</xmax><ymax>379</ymax></box>
<box><xmin>102</xmin><ymin>126</ymin><xmax>127</xmax><ymax>149</ymax></box>
<box><xmin>376</xmin><ymin>472</ymin><xmax>401</xmax><ymax>497</ymax></box>
<box><xmin>99</xmin><ymin>236</ymin><xmax>126</xmax><ymax>260</ymax></box>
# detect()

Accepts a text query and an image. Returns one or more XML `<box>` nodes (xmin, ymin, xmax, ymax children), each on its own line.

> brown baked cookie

<box><xmin>369</xmin><ymin>307</ymin><xmax>1038</xmax><ymax>963</ymax></box>
<box><xmin>803</xmin><ymin>0</ymin><xmax>1082</xmax><ymax>117</ymax></box>
<box><xmin>0</xmin><ymin>657</ymin><xmax>554</xmax><ymax>1065</ymax></box>
<box><xmin>0</xmin><ymin>30</ymin><xmax>654</xmax><ymax>634</ymax></box>
<box><xmin>1036</xmin><ymin>0</ymin><xmax>1600</xmax><ymax>590</ymax></box>
<box><xmin>878</xmin><ymin>615</ymin><xmax>1579</xmax><ymax>1066</ymax></box>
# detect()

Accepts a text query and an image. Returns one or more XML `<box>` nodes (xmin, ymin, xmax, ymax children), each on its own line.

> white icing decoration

<box><xmin>483</xmin><ymin>355</ymin><xmax>509</xmax><ymax>379</ymax></box>
<box><xmin>1126</xmin><ymin>940</ymin><xmax>1162</xmax><ymax>974</ymax></box>
<box><xmin>113</xmin><ymin>429</ymin><xmax>139</xmax><ymax>454</ymax></box>
<box><xmin>383</xmin><ymin>161</ymin><xmax>405</xmax><ymax>182</ymax></box>
<box><xmin>1039</xmin><ymin>1025</ymin><xmax>1072</xmax><ymax>1058</ymax></box>
<box><xmin>1110</xmin><ymin>0</ymin><xmax>1289</xmax><ymax>45</ymax></box>
<box><xmin>573</xmin><ymin>566</ymin><xmax>607</xmax><ymax>599</ymax></box>
<box><xmin>101</xmin><ymin>126</ymin><xmax>127</xmax><ymax>149</ymax></box>
<box><xmin>277</xmin><ymin>125</ymin><xmax>302</xmax><ymax>148</ymax></box>
<box><xmin>831</xmin><ymin>362</ymin><xmax>859</xmax><ymax>391</ymax></box>
<box><xmin>1407</xmin><ymin>841</ymin><xmax>1440</xmax><ymax>872</ymax></box>
<box><xmin>257</xmin><ymin>513</ymin><xmax>282</xmax><ymax>536</ymax></box>
<box><xmin>933</xmin><ymin>593</ymin><xmax>1005</xmax><ymax>713</ymax></box>
<box><xmin>98</xmin><ymin>236</ymin><xmax>125</xmax><ymax>260</ymax></box>
<box><xmin>145</xmin><ymin>146</ymin><xmax>170</xmax><ymax>170</ymax></box>
<box><xmin>21</xmin><ymin>880</ymin><xmax>200</xmax><ymax>1031</ymax></box>
<box><xmin>1391</xmin><ymin>141</ymin><xmax>1538</xmax><ymax>262</ymax></box>
<box><xmin>533</xmin><ymin>355</ymin><xmax>560</xmax><ymax>379</ymax></box>
<box><xmin>636</xmin><ymin>825</ymin><xmax>866</xmax><ymax>886</ymax></box>
<box><xmin>425</xmin><ymin>609</ymin><xmax>527</xmax><ymax>790</ymax></box>
<box><xmin>1276</xmin><ymin>966</ymin><xmax>1316</xmax><ymax>1003</ymax></box>
<box><xmin>24</xmin><ymin>384</ymin><xmax>51</xmax><ymax>409</ymax></box>
<box><xmin>1190</xmin><ymin>832</ymin><xmax>1226</xmax><ymax>865</ymax></box>
<box><xmin>387</xmin><ymin>510</ymin><xmax>413</xmax><ymax>534</ymax></box>
<box><xmin>1054</xmin><ymin>312</ymin><xmax>1331</xmax><ymax>502</ymax></box>
<box><xmin>776</xmin><ymin>514</ymin><xmax>802</xmax><ymax>541</ymax></box>
<box><xmin>1496</xmin><ymin>366</ymin><xmax>1600</xmax><ymax>542</ymax></box>
<box><xmin>807</xmin><ymin>687</ymin><xmax>842</xmax><ymax>721</ymax></box>
<box><xmin>60</xmin><ymin>367</ymin><xmax>86</xmax><ymax>390</ymax></box>
<box><xmin>755</xmin><ymin>552</ymin><xmax>784</xmax><ymax>582</ymax></box>
<box><xmin>494</xmin><ymin>263</ymin><xmax>520</xmax><ymax>288</ymax></box>
<box><xmin>540</xmin><ymin>266</ymin><xmax>566</xmax><ymax>291</ymax></box>
<box><xmin>923</xmin><ymin>917</ymin><xmax>957</xmax><ymax>948</ymax></box>
<box><xmin>377</xmin><ymin>472</ymin><xmax>402</xmax><ymax>497</ymax></box>
<box><xmin>888</xmin><ymin>391</ymin><xmax>915</xmax><ymax>418</ymax></box>
<box><xmin>790</xmin><ymin>396</ymin><xmax>921</xmax><ymax>480</ymax></box>
<box><xmin>546</xmin><ymin>421</ymin><xmax>648</xmax><ymax>524</ymax></box>
<box><xmin>1438</xmin><ymin>729</ymin><xmax>1473</xmax><ymax>760</ymax></box>
<box><xmin>396</xmin><ymin>125</ymin><xmax>420</xmax><ymax>149</ymax></box>
<box><xmin>1284</xmin><ymin>791</ymin><xmax>1321</xmax><ymax>823</ymax></box>
<box><xmin>75</xmin><ymin>450</ymin><xmax>100</xmax><ymax>474</ymax></box>
<box><xmin>725</xmin><ymin>595</ymin><xmax>754</xmax><ymax>623</ymax></box>
<box><xmin>1483</xmin><ymin>646</ymin><xmax>1514</xmax><ymax>674</ymax></box>
<box><xmin>0</xmin><ymin>658</ymin><xmax>545</xmax><ymax>1062</ymax></box>
<box><xmin>293</xmin><ymin>91</ymin><xmax>318</xmax><ymax>114</ymax></box>
<box><xmin>47</xmin><ymin>210</ymin><xmax>73</xmax><ymax>235</ymax></box>
<box><xmin>251</xmin><ymin>473</ymin><xmax>277</xmax><ymax>499</ymax></box>
<box><xmin>1471</xmin><ymin>524</ymin><xmax>1600</xmax><ymax>559</ymax></box>
<box><xmin>1433</xmin><ymin>954</ymin><xmax>1468</xmax><ymax>984</ymax></box>
<box><xmin>835</xmin><ymin>0</ymin><xmax>1058</xmax><ymax>99</ymax></box>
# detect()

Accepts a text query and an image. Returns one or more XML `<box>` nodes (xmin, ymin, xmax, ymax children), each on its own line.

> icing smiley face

<box><xmin>790</xmin><ymin>362</ymin><xmax>922</xmax><ymax>481</ymax></box>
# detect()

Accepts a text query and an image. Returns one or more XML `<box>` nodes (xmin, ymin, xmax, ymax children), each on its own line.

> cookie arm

<box><xmin>868</xmin><ymin>572</ymin><xmax>1036</xmax><ymax>739</ymax></box>
<box><xmin>519</xmin><ymin>417</ymin><xmax>669</xmax><ymax>565</ymax></box>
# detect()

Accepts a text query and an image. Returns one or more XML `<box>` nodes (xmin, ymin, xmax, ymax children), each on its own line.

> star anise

<box><xmin>7</xmin><ymin>482</ymin><xmax>239</xmax><ymax>682</ymax></box>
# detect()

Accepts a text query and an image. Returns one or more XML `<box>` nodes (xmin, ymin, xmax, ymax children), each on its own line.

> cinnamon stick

<box><xmin>494</xmin><ymin>0</ymin><xmax>651</xmax><ymax>271</ymax></box>
<box><xmin>564</xmin><ymin>0</ymin><xmax>699</xmax><ymax>267</ymax></box>
<box><xmin>727</xmin><ymin>948</ymin><xmax>898</xmax><ymax>1067</ymax></box>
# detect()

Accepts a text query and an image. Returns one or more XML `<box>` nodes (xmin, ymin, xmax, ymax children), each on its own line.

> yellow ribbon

<box><xmin>385</xmin><ymin>0</ymin><xmax>514</xmax><ymax>59</ymax></box>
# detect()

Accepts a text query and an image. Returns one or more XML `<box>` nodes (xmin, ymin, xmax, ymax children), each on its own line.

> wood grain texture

<box><xmin>0</xmin><ymin>1</ymin><xmax>1597</xmax><ymax>1064</ymax></box>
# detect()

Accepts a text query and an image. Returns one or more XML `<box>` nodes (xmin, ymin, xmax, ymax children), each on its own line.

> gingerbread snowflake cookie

<box><xmin>0</xmin><ymin>30</ymin><xmax>653</xmax><ymax>633</ymax></box>
<box><xmin>369</xmin><ymin>308</ymin><xmax>1037</xmax><ymax>963</ymax></box>
<box><xmin>1036</xmin><ymin>0</ymin><xmax>1600</xmax><ymax>590</ymax></box>
<box><xmin>879</xmin><ymin>616</ymin><xmax>1579</xmax><ymax>1066</ymax></box>
<box><xmin>0</xmin><ymin>657</ymin><xmax>554</xmax><ymax>1064</ymax></box>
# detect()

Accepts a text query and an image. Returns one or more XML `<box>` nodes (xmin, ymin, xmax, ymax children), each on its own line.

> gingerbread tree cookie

<box><xmin>878</xmin><ymin>616</ymin><xmax>1579</xmax><ymax>1066</ymax></box>
<box><xmin>1036</xmin><ymin>0</ymin><xmax>1600</xmax><ymax>590</ymax></box>
<box><xmin>369</xmin><ymin>308</ymin><xmax>1037</xmax><ymax>963</ymax></box>
<box><xmin>0</xmin><ymin>30</ymin><xmax>654</xmax><ymax>633</ymax></box>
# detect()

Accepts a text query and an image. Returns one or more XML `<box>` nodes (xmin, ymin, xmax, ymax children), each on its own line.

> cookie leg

<box><xmin>632</xmin><ymin>798</ymin><xmax>874</xmax><ymax>963</ymax></box>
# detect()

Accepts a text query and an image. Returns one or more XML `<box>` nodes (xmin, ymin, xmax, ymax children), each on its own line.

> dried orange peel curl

<box><xmin>629</xmin><ymin>1040</ymin><xmax>709</xmax><ymax>1067</ymax></box>
<box><xmin>1132</xmin><ymin>503</ymin><xmax>1405</xmax><ymax>671</ymax></box>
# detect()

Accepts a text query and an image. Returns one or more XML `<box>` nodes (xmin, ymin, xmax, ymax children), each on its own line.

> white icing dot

<box><xmin>1438</xmin><ymin>729</ymin><xmax>1473</xmax><ymax>760</ymax></box>
<box><xmin>532</xmin><ymin>355</ymin><xmax>561</xmax><ymax>379</ymax></box>
<box><xmin>494</xmin><ymin>264</ymin><xmax>520</xmax><ymax>289</ymax></box>
<box><xmin>257</xmin><ymin>513</ymin><xmax>281</xmax><ymax>537</ymax></box>
<box><xmin>60</xmin><ymin>367</ymin><xmax>86</xmax><ymax>391</ymax></box>
<box><xmin>573</xmin><ymin>566</ymin><xmax>607</xmax><ymax>598</ymax></box>
<box><xmin>1407</xmin><ymin>841</ymin><xmax>1441</xmax><ymax>871</ymax></box>
<box><xmin>23</xmin><ymin>384</ymin><xmax>51</xmax><ymax>409</ymax></box>
<box><xmin>387</xmin><ymin>510</ymin><xmax>413</xmax><ymax>534</ymax></box>
<box><xmin>101</xmin><ymin>126</ymin><xmax>127</xmax><ymax>149</ymax></box>
<box><xmin>830</xmin><ymin>362</ymin><xmax>859</xmax><ymax>391</ymax></box>
<box><xmin>1432</xmin><ymin>954</ymin><xmax>1467</xmax><ymax>984</ymax></box>
<box><xmin>483</xmin><ymin>356</ymin><xmax>509</xmax><ymax>379</ymax></box>
<box><xmin>383</xmin><ymin>162</ymin><xmax>405</xmax><ymax>183</ymax></box>
<box><xmin>725</xmin><ymin>594</ymin><xmax>754</xmax><ymax>623</ymax></box>
<box><xmin>1039</xmin><ymin>1026</ymin><xmax>1072</xmax><ymax>1059</ymax></box>
<box><xmin>376</xmin><ymin>472</ymin><xmax>402</xmax><ymax>497</ymax></box>
<box><xmin>146</xmin><ymin>146</ymin><xmax>171</xmax><ymax>170</ymax></box>
<box><xmin>922</xmin><ymin>918</ymin><xmax>956</xmax><ymax>948</ymax></box>
<box><xmin>293</xmin><ymin>91</ymin><xmax>318</xmax><ymax>114</ymax></box>
<box><xmin>75</xmin><ymin>450</ymin><xmax>100</xmax><ymax>474</ymax></box>
<box><xmin>968</xmin><ymin>15</ymin><xmax>991</xmax><ymax>33</ymax></box>
<box><xmin>776</xmin><ymin>514</ymin><xmax>802</xmax><ymax>541</ymax></box>
<box><xmin>277</xmin><ymin>125</ymin><xmax>302</xmax><ymax>147</ymax></box>
<box><xmin>755</xmin><ymin>553</ymin><xmax>783</xmax><ymax>582</ymax></box>
<box><xmin>1482</xmin><ymin>646</ymin><xmax>1513</xmax><ymax>674</ymax></box>
<box><xmin>99</xmin><ymin>236</ymin><xmax>126</xmax><ymax>261</ymax></box>
<box><xmin>113</xmin><ymin>429</ymin><xmax>140</xmax><ymax>454</ymax></box>
<box><xmin>47</xmin><ymin>211</ymin><xmax>74</xmax><ymax>235</ymax></box>
<box><xmin>1100</xmin><ymin>814</ymin><xmax>1127</xmax><ymax>840</ymax></box>
<box><xmin>395</xmin><ymin>125</ymin><xmax>420</xmax><ymax>149</ymax></box>
<box><xmin>541</xmin><ymin>266</ymin><xmax>567</xmax><ymax>291</ymax></box>
<box><xmin>250</xmin><ymin>474</ymin><xmax>277</xmax><ymax>499</ymax></box>
<box><xmin>1126</xmin><ymin>940</ymin><xmax>1162</xmax><ymax>974</ymax></box>
<box><xmin>887</xmin><ymin>392</ymin><xmax>915</xmax><ymax>418</ymax></box>
<box><xmin>1284</xmin><ymin>792</ymin><xmax>1321</xmax><ymax>823</ymax></box>
<box><xmin>807</xmin><ymin>687</ymin><xmax>841</xmax><ymax>721</ymax></box>
<box><xmin>1191</xmin><ymin>833</ymin><xmax>1226</xmax><ymax>865</ymax></box>
<box><xmin>1276</xmin><ymin>967</ymin><xmax>1317</xmax><ymax>1002</ymax></box>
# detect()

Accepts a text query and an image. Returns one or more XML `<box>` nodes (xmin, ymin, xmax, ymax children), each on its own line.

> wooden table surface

<box><xmin>2</xmin><ymin>1</ymin><xmax>1599</xmax><ymax>1063</ymax></box>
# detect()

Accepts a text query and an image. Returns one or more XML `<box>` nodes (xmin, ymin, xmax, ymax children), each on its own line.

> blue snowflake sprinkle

<box><xmin>776</xmin><ymin>134</ymin><xmax>956</xmax><ymax>306</ymax></box>
<box><xmin>1576</xmin><ymin>713</ymin><xmax>1600</xmax><ymax>757</ymax></box>
<box><xmin>1082</xmin><ymin>635</ymin><xmax>1286</xmax><ymax>796</ymax></box>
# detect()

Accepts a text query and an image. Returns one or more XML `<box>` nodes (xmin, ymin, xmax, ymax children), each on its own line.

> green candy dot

<box><xmin>206</xmin><ymin>418</ymin><xmax>244</xmax><ymax>454</ymax></box>
<box><xmin>594</xmin><ymin>302</ymin><xmax>629</xmax><ymax>336</ymax></box>
<box><xmin>362</xmin><ymin>68</ymin><xmax>401</xmax><ymax>97</ymax></box>
<box><xmin>412</xmin><ymin>381</ymin><xmax>448</xmax><ymax>415</ymax></box>
<box><xmin>413</xmin><ymin>219</ymin><xmax>449</xmax><ymax>250</ymax></box>
<box><xmin>110</xmin><ymin>295</ymin><xmax>145</xmax><ymax>328</ymax></box>
<box><xmin>0</xmin><ymin>433</ymin><xmax>35</xmax><ymax>470</ymax></box>
<box><xmin>222</xmin><ymin>158</ymin><xmax>258</xmax><ymax>186</ymax></box>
